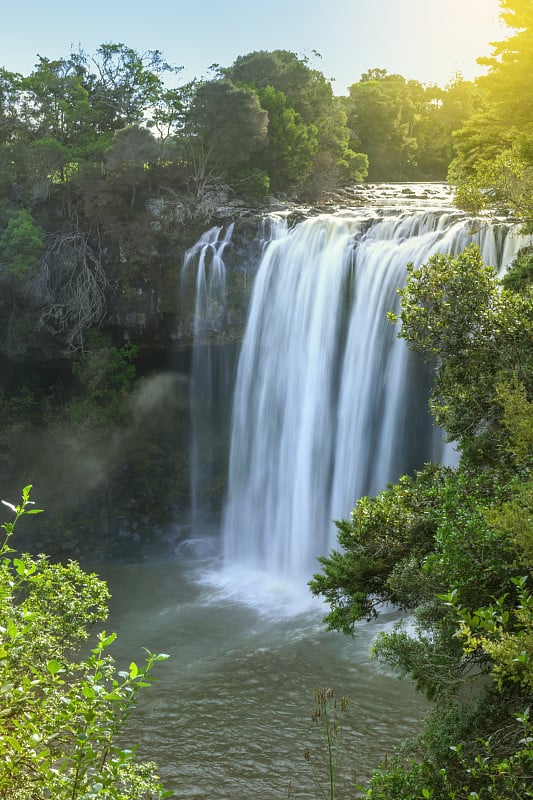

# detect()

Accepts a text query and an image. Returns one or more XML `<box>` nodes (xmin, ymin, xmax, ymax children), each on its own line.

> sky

<box><xmin>1</xmin><ymin>0</ymin><xmax>505</xmax><ymax>94</ymax></box>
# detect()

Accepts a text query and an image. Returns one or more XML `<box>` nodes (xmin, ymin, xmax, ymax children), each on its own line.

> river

<box><xmin>102</xmin><ymin>557</ymin><xmax>427</xmax><ymax>799</ymax></box>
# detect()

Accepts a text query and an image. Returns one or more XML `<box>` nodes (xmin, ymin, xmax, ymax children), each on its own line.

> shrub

<box><xmin>0</xmin><ymin>486</ymin><xmax>172</xmax><ymax>799</ymax></box>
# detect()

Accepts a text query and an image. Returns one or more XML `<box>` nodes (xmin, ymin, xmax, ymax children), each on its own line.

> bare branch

<box><xmin>33</xmin><ymin>232</ymin><xmax>108</xmax><ymax>352</ymax></box>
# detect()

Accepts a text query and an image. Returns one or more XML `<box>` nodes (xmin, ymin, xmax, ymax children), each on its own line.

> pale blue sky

<box><xmin>1</xmin><ymin>0</ymin><xmax>504</xmax><ymax>93</ymax></box>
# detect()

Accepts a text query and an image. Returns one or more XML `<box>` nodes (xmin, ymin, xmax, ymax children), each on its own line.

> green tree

<box><xmin>254</xmin><ymin>85</ymin><xmax>318</xmax><ymax>192</ymax></box>
<box><xmin>16</xmin><ymin>57</ymin><xmax>101</xmax><ymax>197</ymax></box>
<box><xmin>103</xmin><ymin>125</ymin><xmax>159</xmax><ymax>212</ymax></box>
<box><xmin>77</xmin><ymin>43</ymin><xmax>182</xmax><ymax>133</ymax></box>
<box><xmin>184</xmin><ymin>78</ymin><xmax>268</xmax><ymax>183</ymax></box>
<box><xmin>344</xmin><ymin>70</ymin><xmax>419</xmax><ymax>180</ymax></box>
<box><xmin>394</xmin><ymin>244</ymin><xmax>533</xmax><ymax>467</ymax></box>
<box><xmin>66</xmin><ymin>336</ymin><xmax>139</xmax><ymax>429</ymax></box>
<box><xmin>222</xmin><ymin>49</ymin><xmax>331</xmax><ymax>123</ymax></box>
<box><xmin>224</xmin><ymin>50</ymin><xmax>367</xmax><ymax>192</ymax></box>
<box><xmin>344</xmin><ymin>69</ymin><xmax>474</xmax><ymax>181</ymax></box>
<box><xmin>0</xmin><ymin>486</ymin><xmax>171</xmax><ymax>799</ymax></box>
<box><xmin>449</xmin><ymin>0</ymin><xmax>533</xmax><ymax>228</ymax></box>
<box><xmin>0</xmin><ymin>209</ymin><xmax>45</xmax><ymax>281</ymax></box>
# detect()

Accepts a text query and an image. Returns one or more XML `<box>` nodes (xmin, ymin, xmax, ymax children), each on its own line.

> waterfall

<box><xmin>184</xmin><ymin>219</ymin><xmax>287</xmax><ymax>530</ymax></box>
<box><xmin>182</xmin><ymin>225</ymin><xmax>234</xmax><ymax>529</ymax></box>
<box><xmin>220</xmin><ymin>208</ymin><xmax>524</xmax><ymax>581</ymax></box>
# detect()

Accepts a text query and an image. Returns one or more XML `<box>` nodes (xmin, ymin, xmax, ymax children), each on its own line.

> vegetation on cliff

<box><xmin>449</xmin><ymin>0</ymin><xmax>533</xmax><ymax>230</ymax></box>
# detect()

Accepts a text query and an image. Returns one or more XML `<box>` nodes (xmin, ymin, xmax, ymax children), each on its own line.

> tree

<box><xmin>184</xmin><ymin>79</ymin><xmax>268</xmax><ymax>183</ymax></box>
<box><xmin>394</xmin><ymin>244</ymin><xmax>533</xmax><ymax>467</ymax></box>
<box><xmin>65</xmin><ymin>335</ymin><xmax>138</xmax><ymax>428</ymax></box>
<box><xmin>224</xmin><ymin>50</ymin><xmax>367</xmax><ymax>192</ymax></box>
<box><xmin>344</xmin><ymin>71</ymin><xmax>418</xmax><ymax>180</ymax></box>
<box><xmin>222</xmin><ymin>49</ymin><xmax>332</xmax><ymax>124</ymax></box>
<box><xmin>16</xmin><ymin>56</ymin><xmax>102</xmax><ymax>196</ymax></box>
<box><xmin>449</xmin><ymin>0</ymin><xmax>533</xmax><ymax>228</ymax></box>
<box><xmin>0</xmin><ymin>68</ymin><xmax>22</xmax><ymax>145</ymax></box>
<box><xmin>254</xmin><ymin>85</ymin><xmax>318</xmax><ymax>192</ymax></box>
<box><xmin>0</xmin><ymin>209</ymin><xmax>45</xmax><ymax>281</ymax></box>
<box><xmin>344</xmin><ymin>69</ymin><xmax>475</xmax><ymax>181</ymax></box>
<box><xmin>35</xmin><ymin>232</ymin><xmax>108</xmax><ymax>352</ymax></box>
<box><xmin>0</xmin><ymin>486</ymin><xmax>171</xmax><ymax>799</ymax></box>
<box><xmin>77</xmin><ymin>43</ymin><xmax>182</xmax><ymax>133</ymax></box>
<box><xmin>146</xmin><ymin>82</ymin><xmax>196</xmax><ymax>140</ymax></box>
<box><xmin>103</xmin><ymin>125</ymin><xmax>159</xmax><ymax>211</ymax></box>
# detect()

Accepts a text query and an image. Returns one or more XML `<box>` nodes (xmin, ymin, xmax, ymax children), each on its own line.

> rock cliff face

<box><xmin>0</xmin><ymin>183</ymin><xmax>455</xmax><ymax>364</ymax></box>
<box><xmin>101</xmin><ymin>182</ymin><xmax>456</xmax><ymax>355</ymax></box>
<box><xmin>90</xmin><ymin>208</ymin><xmax>274</xmax><ymax>357</ymax></box>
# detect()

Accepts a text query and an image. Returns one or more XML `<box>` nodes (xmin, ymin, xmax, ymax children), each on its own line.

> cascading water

<box><xmin>220</xmin><ymin>207</ymin><xmax>526</xmax><ymax>584</ymax></box>
<box><xmin>183</xmin><ymin>219</ymin><xmax>287</xmax><ymax>533</ymax></box>
<box><xmin>181</xmin><ymin>225</ymin><xmax>234</xmax><ymax>530</ymax></box>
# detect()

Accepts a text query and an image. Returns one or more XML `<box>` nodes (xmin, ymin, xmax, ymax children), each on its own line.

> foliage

<box><xmin>223</xmin><ymin>49</ymin><xmax>368</xmax><ymax>191</ymax></box>
<box><xmin>185</xmin><ymin>79</ymin><xmax>268</xmax><ymax>181</ymax></box>
<box><xmin>66</xmin><ymin>335</ymin><xmax>139</xmax><ymax>429</ymax></box>
<box><xmin>309</xmin><ymin>465</ymin><xmax>446</xmax><ymax>631</ymax></box>
<box><xmin>233</xmin><ymin>168</ymin><xmax>271</xmax><ymax>201</ymax></box>
<box><xmin>0</xmin><ymin>486</ymin><xmax>171</xmax><ymax>799</ymax></box>
<box><xmin>450</xmin><ymin>0</ymin><xmax>533</xmax><ymax>229</ymax></box>
<box><xmin>222</xmin><ymin>49</ymin><xmax>332</xmax><ymax>124</ymax></box>
<box><xmin>0</xmin><ymin>209</ymin><xmax>45</xmax><ymax>281</ymax></box>
<box><xmin>254</xmin><ymin>85</ymin><xmax>319</xmax><ymax>191</ymax></box>
<box><xmin>452</xmin><ymin>148</ymin><xmax>533</xmax><ymax>228</ymax></box>
<box><xmin>344</xmin><ymin>70</ymin><xmax>473</xmax><ymax>181</ymax></box>
<box><xmin>393</xmin><ymin>244</ymin><xmax>533</xmax><ymax>466</ymax></box>
<box><xmin>501</xmin><ymin>246</ymin><xmax>533</xmax><ymax>292</ymax></box>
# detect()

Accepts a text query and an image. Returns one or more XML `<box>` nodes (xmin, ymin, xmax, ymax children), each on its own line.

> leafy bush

<box><xmin>0</xmin><ymin>486</ymin><xmax>171</xmax><ymax>799</ymax></box>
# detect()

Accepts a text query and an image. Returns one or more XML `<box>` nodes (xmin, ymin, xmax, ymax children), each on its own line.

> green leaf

<box><xmin>46</xmin><ymin>659</ymin><xmax>62</xmax><ymax>675</ymax></box>
<box><xmin>13</xmin><ymin>558</ymin><xmax>26</xmax><ymax>576</ymax></box>
<box><xmin>100</xmin><ymin>631</ymin><xmax>117</xmax><ymax>648</ymax></box>
<box><xmin>129</xmin><ymin>661</ymin><xmax>139</xmax><ymax>678</ymax></box>
<box><xmin>82</xmin><ymin>683</ymin><xmax>96</xmax><ymax>699</ymax></box>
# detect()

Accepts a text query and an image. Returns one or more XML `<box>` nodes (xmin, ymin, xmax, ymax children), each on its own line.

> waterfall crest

<box><xmin>220</xmin><ymin>209</ymin><xmax>523</xmax><ymax>580</ymax></box>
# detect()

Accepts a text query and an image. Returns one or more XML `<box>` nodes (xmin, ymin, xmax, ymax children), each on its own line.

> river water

<box><xmin>102</xmin><ymin>557</ymin><xmax>428</xmax><ymax>799</ymax></box>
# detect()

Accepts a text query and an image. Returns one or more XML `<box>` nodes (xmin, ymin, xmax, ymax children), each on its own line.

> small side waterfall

<box><xmin>182</xmin><ymin>225</ymin><xmax>234</xmax><ymax>529</ymax></box>
<box><xmin>183</xmin><ymin>219</ymin><xmax>287</xmax><ymax>530</ymax></box>
<box><xmin>220</xmin><ymin>209</ymin><xmax>524</xmax><ymax>581</ymax></box>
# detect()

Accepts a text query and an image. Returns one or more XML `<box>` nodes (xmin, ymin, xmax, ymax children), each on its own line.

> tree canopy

<box><xmin>449</xmin><ymin>0</ymin><xmax>533</xmax><ymax>229</ymax></box>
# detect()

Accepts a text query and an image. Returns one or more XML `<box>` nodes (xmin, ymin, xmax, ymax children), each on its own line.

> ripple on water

<box><xmin>103</xmin><ymin>561</ymin><xmax>428</xmax><ymax>798</ymax></box>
